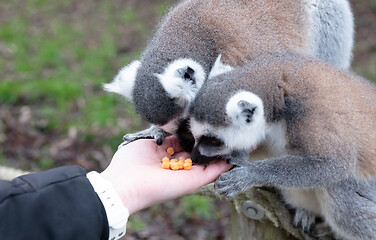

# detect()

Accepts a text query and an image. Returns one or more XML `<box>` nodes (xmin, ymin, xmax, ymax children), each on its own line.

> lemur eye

<box><xmin>210</xmin><ymin>139</ymin><xmax>221</xmax><ymax>146</ymax></box>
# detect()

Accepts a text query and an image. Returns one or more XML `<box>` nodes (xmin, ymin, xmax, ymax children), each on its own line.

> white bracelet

<box><xmin>87</xmin><ymin>171</ymin><xmax>129</xmax><ymax>240</ymax></box>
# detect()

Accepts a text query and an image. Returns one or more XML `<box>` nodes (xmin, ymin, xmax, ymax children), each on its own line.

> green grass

<box><xmin>127</xmin><ymin>215</ymin><xmax>147</xmax><ymax>232</ymax></box>
<box><xmin>181</xmin><ymin>195</ymin><xmax>218</xmax><ymax>220</ymax></box>
<box><xmin>38</xmin><ymin>157</ymin><xmax>55</xmax><ymax>170</ymax></box>
<box><xmin>353</xmin><ymin>55</ymin><xmax>376</xmax><ymax>82</ymax></box>
<box><xmin>0</xmin><ymin>150</ymin><xmax>6</xmax><ymax>166</ymax></box>
<box><xmin>0</xmin><ymin>0</ymin><xmax>150</xmax><ymax>137</ymax></box>
<box><xmin>0</xmin><ymin>0</ymin><xmax>170</xmax><ymax>173</ymax></box>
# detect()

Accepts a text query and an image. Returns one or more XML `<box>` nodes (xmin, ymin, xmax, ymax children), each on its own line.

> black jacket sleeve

<box><xmin>0</xmin><ymin>165</ymin><xmax>109</xmax><ymax>240</ymax></box>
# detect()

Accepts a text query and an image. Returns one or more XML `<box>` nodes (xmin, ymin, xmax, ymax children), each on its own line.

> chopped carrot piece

<box><xmin>183</xmin><ymin>161</ymin><xmax>192</xmax><ymax>170</ymax></box>
<box><xmin>166</xmin><ymin>147</ymin><xmax>175</xmax><ymax>156</ymax></box>
<box><xmin>161</xmin><ymin>148</ymin><xmax>193</xmax><ymax>170</ymax></box>
<box><xmin>184</xmin><ymin>158</ymin><xmax>192</xmax><ymax>163</ymax></box>
<box><xmin>162</xmin><ymin>161</ymin><xmax>170</xmax><ymax>169</ymax></box>
<box><xmin>178</xmin><ymin>159</ymin><xmax>184</xmax><ymax>170</ymax></box>
<box><xmin>170</xmin><ymin>161</ymin><xmax>180</xmax><ymax>171</ymax></box>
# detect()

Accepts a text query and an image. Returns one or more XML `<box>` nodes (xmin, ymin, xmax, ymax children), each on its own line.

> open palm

<box><xmin>101</xmin><ymin>136</ymin><xmax>231</xmax><ymax>214</ymax></box>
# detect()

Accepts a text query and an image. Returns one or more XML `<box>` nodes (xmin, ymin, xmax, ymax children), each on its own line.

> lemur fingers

<box><xmin>293</xmin><ymin>208</ymin><xmax>317</xmax><ymax>233</ymax></box>
<box><xmin>120</xmin><ymin>126</ymin><xmax>169</xmax><ymax>148</ymax></box>
<box><xmin>215</xmin><ymin>166</ymin><xmax>255</xmax><ymax>199</ymax></box>
<box><xmin>310</xmin><ymin>222</ymin><xmax>334</xmax><ymax>239</ymax></box>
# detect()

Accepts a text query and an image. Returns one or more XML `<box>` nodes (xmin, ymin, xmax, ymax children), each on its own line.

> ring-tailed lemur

<box><xmin>189</xmin><ymin>54</ymin><xmax>376</xmax><ymax>239</ymax></box>
<box><xmin>104</xmin><ymin>0</ymin><xmax>354</xmax><ymax>151</ymax></box>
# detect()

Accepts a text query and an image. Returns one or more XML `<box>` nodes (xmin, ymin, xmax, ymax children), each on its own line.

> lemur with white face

<box><xmin>189</xmin><ymin>54</ymin><xmax>376</xmax><ymax>239</ymax></box>
<box><xmin>104</xmin><ymin>0</ymin><xmax>354</xmax><ymax>151</ymax></box>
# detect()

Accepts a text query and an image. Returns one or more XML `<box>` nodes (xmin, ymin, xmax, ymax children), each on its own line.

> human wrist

<box><xmin>99</xmin><ymin>170</ymin><xmax>141</xmax><ymax>215</ymax></box>
<box><xmin>87</xmin><ymin>171</ymin><xmax>129</xmax><ymax>240</ymax></box>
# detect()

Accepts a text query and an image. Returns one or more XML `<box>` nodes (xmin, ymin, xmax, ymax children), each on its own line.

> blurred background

<box><xmin>0</xmin><ymin>0</ymin><xmax>375</xmax><ymax>239</ymax></box>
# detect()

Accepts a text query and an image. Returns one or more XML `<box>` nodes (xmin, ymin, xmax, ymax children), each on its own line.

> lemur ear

<box><xmin>226</xmin><ymin>91</ymin><xmax>264</xmax><ymax>125</ymax></box>
<box><xmin>156</xmin><ymin>58</ymin><xmax>206</xmax><ymax>104</ymax></box>
<box><xmin>237</xmin><ymin>100</ymin><xmax>257</xmax><ymax>124</ymax></box>
<box><xmin>177</xmin><ymin>66</ymin><xmax>195</xmax><ymax>83</ymax></box>
<box><xmin>208</xmin><ymin>54</ymin><xmax>234</xmax><ymax>79</ymax></box>
<box><xmin>103</xmin><ymin>60</ymin><xmax>141</xmax><ymax>102</ymax></box>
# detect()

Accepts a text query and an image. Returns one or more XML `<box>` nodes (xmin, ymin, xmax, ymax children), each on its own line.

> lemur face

<box><xmin>190</xmin><ymin>91</ymin><xmax>266</xmax><ymax>164</ymax></box>
<box><xmin>104</xmin><ymin>58</ymin><xmax>205</xmax><ymax>125</ymax></box>
<box><xmin>104</xmin><ymin>55</ymin><xmax>233</xmax><ymax>131</ymax></box>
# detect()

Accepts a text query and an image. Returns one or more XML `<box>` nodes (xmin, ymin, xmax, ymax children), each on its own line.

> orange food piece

<box><xmin>161</xmin><ymin>148</ymin><xmax>193</xmax><ymax>170</ymax></box>
<box><xmin>162</xmin><ymin>161</ymin><xmax>170</xmax><ymax>169</ymax></box>
<box><xmin>170</xmin><ymin>161</ymin><xmax>180</xmax><ymax>171</ymax></box>
<box><xmin>178</xmin><ymin>159</ymin><xmax>184</xmax><ymax>170</ymax></box>
<box><xmin>166</xmin><ymin>147</ymin><xmax>175</xmax><ymax>156</ymax></box>
<box><xmin>183</xmin><ymin>161</ymin><xmax>192</xmax><ymax>170</ymax></box>
<box><xmin>184</xmin><ymin>158</ymin><xmax>192</xmax><ymax>170</ymax></box>
<box><xmin>184</xmin><ymin>158</ymin><xmax>192</xmax><ymax>163</ymax></box>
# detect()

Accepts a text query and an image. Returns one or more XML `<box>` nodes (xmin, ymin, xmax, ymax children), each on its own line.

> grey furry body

<box><xmin>307</xmin><ymin>0</ymin><xmax>353</xmax><ymax>69</ymax></box>
<box><xmin>190</xmin><ymin>55</ymin><xmax>376</xmax><ymax>239</ymax></box>
<box><xmin>105</xmin><ymin>0</ymin><xmax>354</xmax><ymax>148</ymax></box>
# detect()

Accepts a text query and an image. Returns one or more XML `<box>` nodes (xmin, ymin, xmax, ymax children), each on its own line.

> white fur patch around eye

<box><xmin>208</xmin><ymin>54</ymin><xmax>234</xmax><ymax>79</ymax></box>
<box><xmin>155</xmin><ymin>58</ymin><xmax>206</xmax><ymax>104</ymax></box>
<box><xmin>103</xmin><ymin>60</ymin><xmax>141</xmax><ymax>101</ymax></box>
<box><xmin>220</xmin><ymin>91</ymin><xmax>266</xmax><ymax>150</ymax></box>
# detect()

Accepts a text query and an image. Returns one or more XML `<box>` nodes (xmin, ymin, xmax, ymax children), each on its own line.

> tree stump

<box><xmin>0</xmin><ymin>165</ymin><xmax>29</xmax><ymax>180</ymax></box>
<box><xmin>197</xmin><ymin>184</ymin><xmax>320</xmax><ymax>240</ymax></box>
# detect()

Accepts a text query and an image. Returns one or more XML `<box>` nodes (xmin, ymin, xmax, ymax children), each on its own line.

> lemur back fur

<box><xmin>106</xmin><ymin>0</ymin><xmax>354</xmax><ymax>129</ymax></box>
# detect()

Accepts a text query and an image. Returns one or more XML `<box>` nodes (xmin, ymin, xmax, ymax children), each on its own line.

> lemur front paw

<box><xmin>293</xmin><ymin>209</ymin><xmax>317</xmax><ymax>233</ymax></box>
<box><xmin>119</xmin><ymin>126</ymin><xmax>169</xmax><ymax>148</ymax></box>
<box><xmin>310</xmin><ymin>221</ymin><xmax>334</xmax><ymax>239</ymax></box>
<box><xmin>293</xmin><ymin>209</ymin><xmax>333</xmax><ymax>239</ymax></box>
<box><xmin>214</xmin><ymin>165</ymin><xmax>256</xmax><ymax>199</ymax></box>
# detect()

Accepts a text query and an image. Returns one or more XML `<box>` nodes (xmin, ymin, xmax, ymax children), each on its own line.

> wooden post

<box><xmin>230</xmin><ymin>207</ymin><xmax>297</xmax><ymax>240</ymax></box>
<box><xmin>196</xmin><ymin>184</ymin><xmax>318</xmax><ymax>240</ymax></box>
<box><xmin>229</xmin><ymin>189</ymin><xmax>302</xmax><ymax>240</ymax></box>
<box><xmin>0</xmin><ymin>166</ymin><xmax>29</xmax><ymax>180</ymax></box>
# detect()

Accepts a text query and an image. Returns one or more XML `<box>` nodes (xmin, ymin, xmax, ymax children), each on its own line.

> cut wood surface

<box><xmin>197</xmin><ymin>184</ymin><xmax>327</xmax><ymax>240</ymax></box>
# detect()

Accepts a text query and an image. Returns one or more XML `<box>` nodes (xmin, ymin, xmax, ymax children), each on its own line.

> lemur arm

<box><xmin>215</xmin><ymin>151</ymin><xmax>353</xmax><ymax>199</ymax></box>
<box><xmin>119</xmin><ymin>125</ymin><xmax>169</xmax><ymax>148</ymax></box>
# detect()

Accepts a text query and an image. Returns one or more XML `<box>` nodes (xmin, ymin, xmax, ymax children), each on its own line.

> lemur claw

<box><xmin>119</xmin><ymin>126</ymin><xmax>169</xmax><ymax>148</ymax></box>
<box><xmin>293</xmin><ymin>209</ymin><xmax>317</xmax><ymax>233</ymax></box>
<box><xmin>293</xmin><ymin>209</ymin><xmax>333</xmax><ymax>239</ymax></box>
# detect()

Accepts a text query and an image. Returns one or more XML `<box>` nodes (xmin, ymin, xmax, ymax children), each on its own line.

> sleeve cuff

<box><xmin>87</xmin><ymin>171</ymin><xmax>129</xmax><ymax>240</ymax></box>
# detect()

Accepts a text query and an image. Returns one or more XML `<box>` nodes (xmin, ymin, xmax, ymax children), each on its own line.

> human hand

<box><xmin>100</xmin><ymin>136</ymin><xmax>232</xmax><ymax>215</ymax></box>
